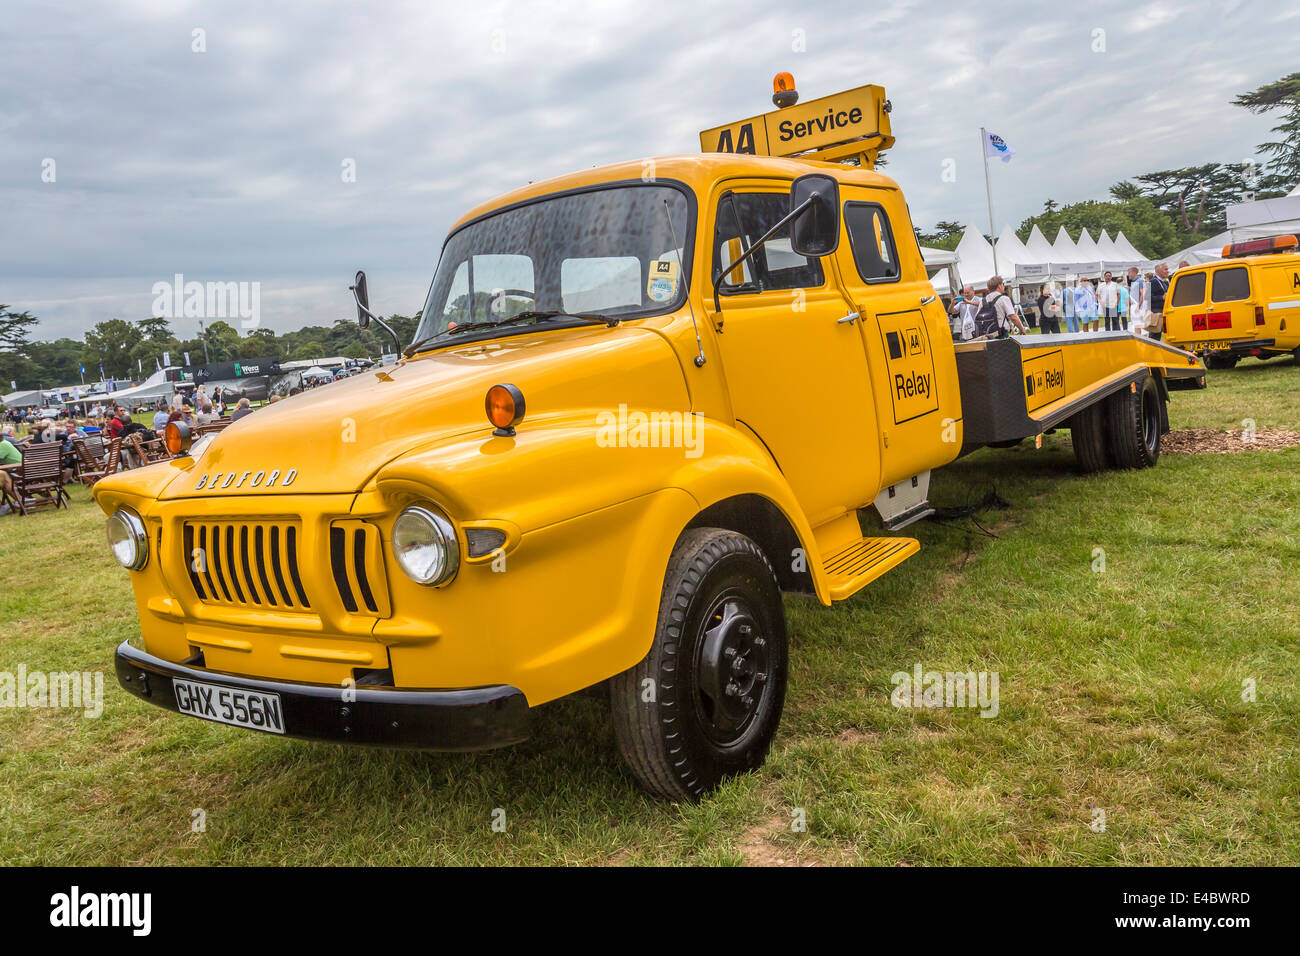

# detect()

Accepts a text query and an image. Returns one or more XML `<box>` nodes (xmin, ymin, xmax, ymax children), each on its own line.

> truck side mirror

<box><xmin>351</xmin><ymin>271</ymin><xmax>371</xmax><ymax>329</ymax></box>
<box><xmin>789</xmin><ymin>174</ymin><xmax>840</xmax><ymax>258</ymax></box>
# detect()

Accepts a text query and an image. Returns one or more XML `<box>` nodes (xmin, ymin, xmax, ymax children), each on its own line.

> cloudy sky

<box><xmin>2</xmin><ymin>0</ymin><xmax>1295</xmax><ymax>342</ymax></box>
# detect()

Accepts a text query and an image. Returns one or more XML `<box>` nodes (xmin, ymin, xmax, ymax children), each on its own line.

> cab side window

<box><xmin>713</xmin><ymin>192</ymin><xmax>824</xmax><ymax>294</ymax></box>
<box><xmin>1170</xmin><ymin>271</ymin><xmax>1206</xmax><ymax>308</ymax></box>
<box><xmin>1211</xmin><ymin>266</ymin><xmax>1250</xmax><ymax>303</ymax></box>
<box><xmin>844</xmin><ymin>202</ymin><xmax>900</xmax><ymax>283</ymax></box>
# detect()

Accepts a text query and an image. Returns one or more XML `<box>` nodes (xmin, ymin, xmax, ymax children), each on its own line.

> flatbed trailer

<box><xmin>95</xmin><ymin>75</ymin><xmax>1210</xmax><ymax>801</ymax></box>
<box><xmin>955</xmin><ymin>331</ymin><xmax>1206</xmax><ymax>455</ymax></box>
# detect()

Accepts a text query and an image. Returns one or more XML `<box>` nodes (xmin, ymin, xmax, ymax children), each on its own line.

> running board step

<box><xmin>821</xmin><ymin>537</ymin><xmax>920</xmax><ymax>601</ymax></box>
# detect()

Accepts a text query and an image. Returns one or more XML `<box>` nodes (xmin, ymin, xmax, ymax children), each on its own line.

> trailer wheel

<box><xmin>1070</xmin><ymin>401</ymin><xmax>1112</xmax><ymax>472</ymax></box>
<box><xmin>1107</xmin><ymin>376</ymin><xmax>1162</xmax><ymax>469</ymax></box>
<box><xmin>610</xmin><ymin>528</ymin><xmax>787</xmax><ymax>801</ymax></box>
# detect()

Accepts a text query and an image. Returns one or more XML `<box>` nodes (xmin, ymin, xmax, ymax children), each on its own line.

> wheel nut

<box><xmin>725</xmin><ymin>682</ymin><xmax>740</xmax><ymax>697</ymax></box>
<box><xmin>739</xmin><ymin>623</ymin><xmax>752</xmax><ymax>636</ymax></box>
<box><xmin>753</xmin><ymin>637</ymin><xmax>766</xmax><ymax>647</ymax></box>
<box><xmin>723</xmin><ymin>646</ymin><xmax>737</xmax><ymax>659</ymax></box>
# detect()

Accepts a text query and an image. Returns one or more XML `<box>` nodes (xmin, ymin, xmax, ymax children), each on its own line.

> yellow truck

<box><xmin>96</xmin><ymin>79</ymin><xmax>1206</xmax><ymax>800</ymax></box>
<box><xmin>1164</xmin><ymin>234</ymin><xmax>1300</xmax><ymax>367</ymax></box>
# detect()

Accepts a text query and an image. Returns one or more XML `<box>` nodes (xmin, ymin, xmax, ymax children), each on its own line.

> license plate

<box><xmin>173</xmin><ymin>678</ymin><xmax>285</xmax><ymax>734</ymax></box>
<box><xmin>1196</xmin><ymin>340</ymin><xmax>1237</xmax><ymax>352</ymax></box>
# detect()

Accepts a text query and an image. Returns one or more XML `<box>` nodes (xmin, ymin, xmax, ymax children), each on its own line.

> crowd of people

<box><xmin>0</xmin><ymin>383</ymin><xmax>290</xmax><ymax>514</ymax></box>
<box><xmin>950</xmin><ymin>263</ymin><xmax>1178</xmax><ymax>342</ymax></box>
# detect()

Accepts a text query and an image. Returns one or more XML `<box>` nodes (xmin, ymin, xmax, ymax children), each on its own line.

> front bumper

<box><xmin>114</xmin><ymin>641</ymin><xmax>530</xmax><ymax>751</ymax></box>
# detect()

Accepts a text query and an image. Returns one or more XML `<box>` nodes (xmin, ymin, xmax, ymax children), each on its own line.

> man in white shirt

<box><xmin>1098</xmin><ymin>271</ymin><xmax>1120</xmax><ymax>331</ymax></box>
<box><xmin>949</xmin><ymin>284</ymin><xmax>983</xmax><ymax>340</ymax></box>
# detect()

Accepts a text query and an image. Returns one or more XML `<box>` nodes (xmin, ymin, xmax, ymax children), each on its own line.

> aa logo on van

<box><xmin>1022</xmin><ymin>350</ymin><xmax>1066</xmax><ymax>412</ymax></box>
<box><xmin>877</xmin><ymin>310</ymin><xmax>938</xmax><ymax>424</ymax></box>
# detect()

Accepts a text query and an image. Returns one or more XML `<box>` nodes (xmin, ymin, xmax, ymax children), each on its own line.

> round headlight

<box><xmin>107</xmin><ymin>508</ymin><xmax>149</xmax><ymax>571</ymax></box>
<box><xmin>391</xmin><ymin>506</ymin><xmax>459</xmax><ymax>586</ymax></box>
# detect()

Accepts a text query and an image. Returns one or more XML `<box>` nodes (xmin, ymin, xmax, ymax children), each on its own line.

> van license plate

<box><xmin>173</xmin><ymin>678</ymin><xmax>285</xmax><ymax>734</ymax></box>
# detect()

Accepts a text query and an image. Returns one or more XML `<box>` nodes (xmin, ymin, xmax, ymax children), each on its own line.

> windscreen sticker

<box><xmin>647</xmin><ymin>259</ymin><xmax>680</xmax><ymax>303</ymax></box>
<box><xmin>877</xmin><ymin>309</ymin><xmax>938</xmax><ymax>424</ymax></box>
<box><xmin>1023</xmin><ymin>349</ymin><xmax>1066</xmax><ymax>413</ymax></box>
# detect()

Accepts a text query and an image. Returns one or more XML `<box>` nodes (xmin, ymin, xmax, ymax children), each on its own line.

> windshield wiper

<box><xmin>445</xmin><ymin>310</ymin><xmax>619</xmax><ymax>335</ymax></box>
<box><xmin>405</xmin><ymin>311</ymin><xmax>619</xmax><ymax>355</ymax></box>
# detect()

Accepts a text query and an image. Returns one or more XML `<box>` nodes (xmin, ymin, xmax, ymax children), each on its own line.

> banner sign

<box><xmin>700</xmin><ymin>84</ymin><xmax>891</xmax><ymax>158</ymax></box>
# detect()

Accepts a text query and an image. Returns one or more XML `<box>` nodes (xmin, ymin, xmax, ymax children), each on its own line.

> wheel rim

<box><xmin>1141</xmin><ymin>388</ymin><xmax>1159</xmax><ymax>454</ymax></box>
<box><xmin>694</xmin><ymin>590</ymin><xmax>771</xmax><ymax>746</ymax></box>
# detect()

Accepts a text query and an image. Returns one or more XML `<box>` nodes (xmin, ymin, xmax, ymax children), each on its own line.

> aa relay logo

<box><xmin>1023</xmin><ymin>350</ymin><xmax>1066</xmax><ymax>412</ymax></box>
<box><xmin>879</xmin><ymin>311</ymin><xmax>938</xmax><ymax>423</ymax></box>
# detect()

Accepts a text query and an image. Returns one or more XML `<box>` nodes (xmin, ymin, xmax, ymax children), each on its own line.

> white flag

<box><xmin>164</xmin><ymin>351</ymin><xmax>172</xmax><ymax>367</ymax></box>
<box><xmin>183</xmin><ymin>351</ymin><xmax>190</xmax><ymax>366</ymax></box>
<box><xmin>983</xmin><ymin>129</ymin><xmax>1015</xmax><ymax>163</ymax></box>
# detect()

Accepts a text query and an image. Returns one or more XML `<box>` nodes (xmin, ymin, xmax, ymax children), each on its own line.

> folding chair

<box><xmin>71</xmin><ymin>437</ymin><xmax>121</xmax><ymax>487</ymax></box>
<box><xmin>7</xmin><ymin>443</ymin><xmax>69</xmax><ymax>514</ymax></box>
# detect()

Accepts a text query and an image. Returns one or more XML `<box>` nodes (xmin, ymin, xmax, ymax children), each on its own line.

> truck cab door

<box><xmin>830</xmin><ymin>186</ymin><xmax>963</xmax><ymax>488</ymax></box>
<box><xmin>706</xmin><ymin>181</ymin><xmax>881</xmax><ymax>528</ymax></box>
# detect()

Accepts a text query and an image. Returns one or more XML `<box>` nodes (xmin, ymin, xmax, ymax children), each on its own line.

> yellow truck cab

<box><xmin>97</xmin><ymin>79</ymin><xmax>1206</xmax><ymax>800</ymax></box>
<box><xmin>1164</xmin><ymin>234</ymin><xmax>1300</xmax><ymax>367</ymax></box>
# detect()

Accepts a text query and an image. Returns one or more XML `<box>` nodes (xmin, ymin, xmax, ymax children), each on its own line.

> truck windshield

<box><xmin>411</xmin><ymin>183</ymin><xmax>693</xmax><ymax>349</ymax></box>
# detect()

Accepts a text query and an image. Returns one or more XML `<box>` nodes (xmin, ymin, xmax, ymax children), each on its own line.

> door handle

<box><xmin>837</xmin><ymin>311</ymin><xmax>860</xmax><ymax>325</ymax></box>
<box><xmin>920</xmin><ymin>295</ymin><xmax>936</xmax><ymax>305</ymax></box>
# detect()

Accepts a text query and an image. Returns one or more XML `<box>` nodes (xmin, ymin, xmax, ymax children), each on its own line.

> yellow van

<box><xmin>1164</xmin><ymin>235</ymin><xmax>1300</xmax><ymax>367</ymax></box>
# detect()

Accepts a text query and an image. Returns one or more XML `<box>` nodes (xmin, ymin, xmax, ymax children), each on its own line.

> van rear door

<box><xmin>1166</xmin><ymin>266</ymin><xmax>1255</xmax><ymax>350</ymax></box>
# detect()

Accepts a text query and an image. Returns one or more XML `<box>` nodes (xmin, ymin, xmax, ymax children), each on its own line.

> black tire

<box><xmin>1107</xmin><ymin>376</ymin><xmax>1162</xmax><ymax>469</ymax></box>
<box><xmin>610</xmin><ymin>528</ymin><xmax>788</xmax><ymax>801</ymax></box>
<box><xmin>1070</xmin><ymin>400</ymin><xmax>1112</xmax><ymax>472</ymax></box>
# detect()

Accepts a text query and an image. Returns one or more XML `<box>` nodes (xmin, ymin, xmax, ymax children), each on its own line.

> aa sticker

<box><xmin>877</xmin><ymin>309</ymin><xmax>938</xmax><ymax>424</ymax></box>
<box><xmin>647</xmin><ymin>258</ymin><xmax>680</xmax><ymax>303</ymax></box>
<box><xmin>1022</xmin><ymin>350</ymin><xmax>1065</xmax><ymax>412</ymax></box>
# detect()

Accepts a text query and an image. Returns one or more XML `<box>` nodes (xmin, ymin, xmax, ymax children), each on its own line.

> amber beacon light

<box><xmin>486</xmin><ymin>383</ymin><xmax>525</xmax><ymax>437</ymax></box>
<box><xmin>772</xmin><ymin>72</ymin><xmax>799</xmax><ymax>108</ymax></box>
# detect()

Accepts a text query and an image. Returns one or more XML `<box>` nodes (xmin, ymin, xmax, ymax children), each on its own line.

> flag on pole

<box><xmin>98</xmin><ymin>360</ymin><xmax>104</xmax><ymax>379</ymax></box>
<box><xmin>138</xmin><ymin>357</ymin><xmax>143</xmax><ymax>374</ymax></box>
<box><xmin>183</xmin><ymin>351</ymin><xmax>190</xmax><ymax>366</ymax></box>
<box><xmin>982</xmin><ymin>129</ymin><xmax>1015</xmax><ymax>163</ymax></box>
<box><xmin>79</xmin><ymin>363</ymin><xmax>85</xmax><ymax>375</ymax></box>
<box><xmin>164</xmin><ymin>351</ymin><xmax>172</xmax><ymax>367</ymax></box>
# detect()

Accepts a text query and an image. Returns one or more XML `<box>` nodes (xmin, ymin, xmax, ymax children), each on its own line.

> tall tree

<box><xmin>1233</xmin><ymin>71</ymin><xmax>1300</xmax><ymax>193</ymax></box>
<box><xmin>0</xmin><ymin>305</ymin><xmax>38</xmax><ymax>356</ymax></box>
<box><xmin>915</xmin><ymin>220</ymin><xmax>964</xmax><ymax>251</ymax></box>
<box><xmin>137</xmin><ymin>316</ymin><xmax>174</xmax><ymax>343</ymax></box>
<box><xmin>83</xmin><ymin>319</ymin><xmax>143</xmax><ymax>379</ymax></box>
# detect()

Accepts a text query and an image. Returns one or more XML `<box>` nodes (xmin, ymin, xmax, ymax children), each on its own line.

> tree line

<box><xmin>0</xmin><ymin>311</ymin><xmax>419</xmax><ymax>393</ymax></box>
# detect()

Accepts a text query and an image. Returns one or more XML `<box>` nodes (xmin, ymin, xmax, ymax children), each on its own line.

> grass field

<box><xmin>2</xmin><ymin>355</ymin><xmax>1298</xmax><ymax>866</ymax></box>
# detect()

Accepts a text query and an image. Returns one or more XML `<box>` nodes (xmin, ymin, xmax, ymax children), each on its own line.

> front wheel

<box><xmin>610</xmin><ymin>528</ymin><xmax>788</xmax><ymax>801</ymax></box>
